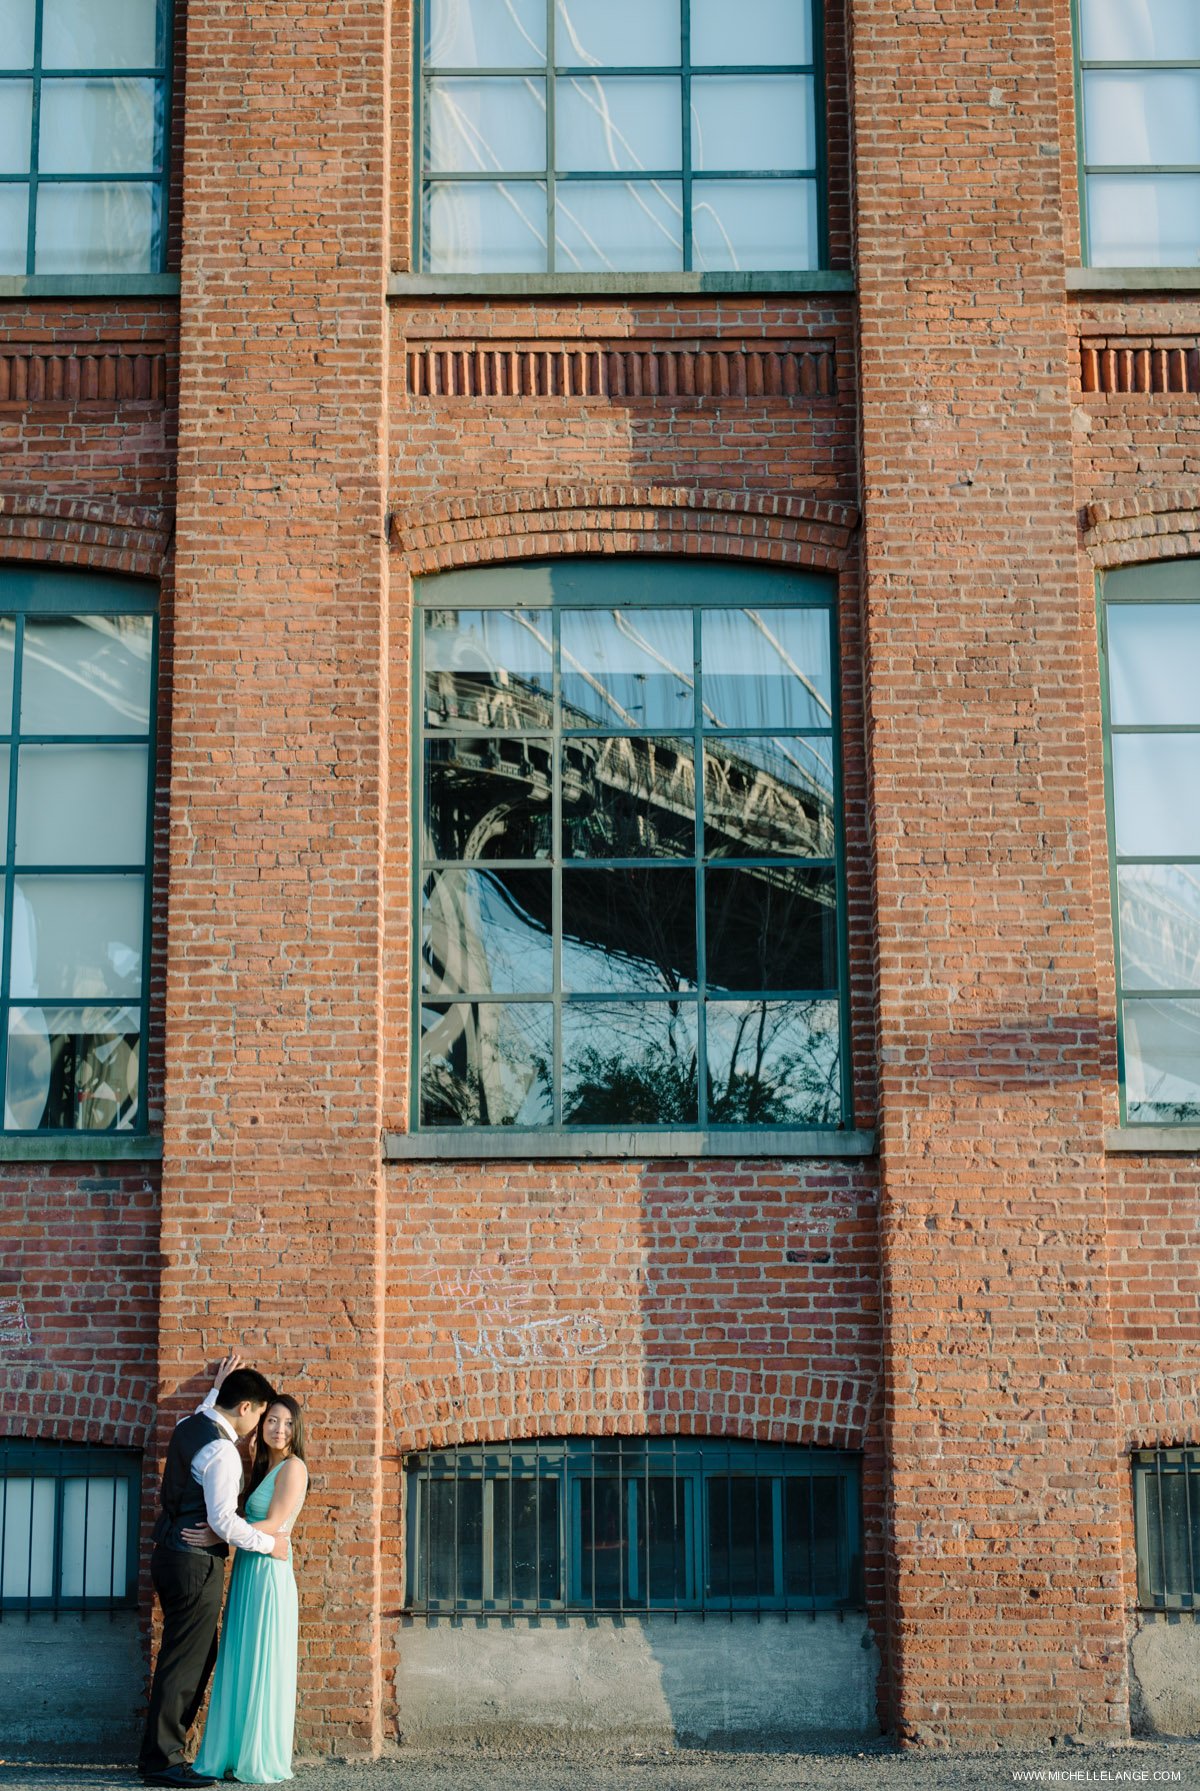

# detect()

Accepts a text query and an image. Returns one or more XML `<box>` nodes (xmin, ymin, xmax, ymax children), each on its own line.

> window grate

<box><xmin>0</xmin><ymin>1440</ymin><xmax>140</xmax><ymax>1618</ymax></box>
<box><xmin>1133</xmin><ymin>1448</ymin><xmax>1200</xmax><ymax>1611</ymax></box>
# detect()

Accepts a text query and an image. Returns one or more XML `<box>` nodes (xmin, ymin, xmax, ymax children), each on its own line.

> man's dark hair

<box><xmin>215</xmin><ymin>1368</ymin><xmax>276</xmax><ymax>1410</ymax></box>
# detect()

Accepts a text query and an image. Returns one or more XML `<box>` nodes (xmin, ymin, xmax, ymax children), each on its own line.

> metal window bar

<box><xmin>0</xmin><ymin>1444</ymin><xmax>138</xmax><ymax>1617</ymax></box>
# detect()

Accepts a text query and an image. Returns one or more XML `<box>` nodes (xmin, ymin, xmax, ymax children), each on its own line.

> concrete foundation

<box><xmin>395</xmin><ymin>1613</ymin><xmax>881</xmax><ymax>1748</ymax></box>
<box><xmin>0</xmin><ymin>1611</ymin><xmax>142</xmax><ymax>1757</ymax></box>
<box><xmin>1130</xmin><ymin>1618</ymin><xmax>1200</xmax><ymax>1738</ymax></box>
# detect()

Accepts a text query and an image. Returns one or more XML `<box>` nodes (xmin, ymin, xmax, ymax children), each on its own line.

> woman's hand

<box><xmin>181</xmin><ymin>1522</ymin><xmax>220</xmax><ymax>1547</ymax></box>
<box><xmin>211</xmin><ymin>1352</ymin><xmax>246</xmax><ymax>1394</ymax></box>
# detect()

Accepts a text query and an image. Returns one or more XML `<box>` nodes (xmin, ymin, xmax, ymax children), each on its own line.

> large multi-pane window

<box><xmin>1100</xmin><ymin>559</ymin><xmax>1200</xmax><ymax>1126</ymax></box>
<box><xmin>1076</xmin><ymin>0</ymin><xmax>1200</xmax><ymax>267</ymax></box>
<box><xmin>416</xmin><ymin>559</ymin><xmax>845</xmax><ymax>1135</ymax></box>
<box><xmin>0</xmin><ymin>1441</ymin><xmax>140</xmax><ymax>1613</ymax></box>
<box><xmin>418</xmin><ymin>0</ymin><xmax>823</xmax><ymax>274</ymax></box>
<box><xmin>0</xmin><ymin>569</ymin><xmax>156</xmax><ymax>1135</ymax></box>
<box><xmin>1133</xmin><ymin>1448</ymin><xmax>1200</xmax><ymax>1610</ymax></box>
<box><xmin>406</xmin><ymin>1439</ymin><xmax>861</xmax><ymax>1615</ymax></box>
<box><xmin>0</xmin><ymin>0</ymin><xmax>172</xmax><ymax>277</ymax></box>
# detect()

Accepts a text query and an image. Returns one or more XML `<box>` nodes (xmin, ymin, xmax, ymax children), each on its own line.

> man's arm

<box><xmin>195</xmin><ymin>1443</ymin><xmax>288</xmax><ymax>1558</ymax></box>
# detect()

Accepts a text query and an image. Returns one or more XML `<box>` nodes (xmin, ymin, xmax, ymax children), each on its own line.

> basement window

<box><xmin>405</xmin><ymin>1437</ymin><xmax>862</xmax><ymax>1616</ymax></box>
<box><xmin>1133</xmin><ymin>1448</ymin><xmax>1200</xmax><ymax>1610</ymax></box>
<box><xmin>0</xmin><ymin>1440</ymin><xmax>140</xmax><ymax>1614</ymax></box>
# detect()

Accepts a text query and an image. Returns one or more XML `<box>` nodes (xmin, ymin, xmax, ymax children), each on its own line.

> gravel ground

<box><xmin>2</xmin><ymin>1743</ymin><xmax>1199</xmax><ymax>1791</ymax></box>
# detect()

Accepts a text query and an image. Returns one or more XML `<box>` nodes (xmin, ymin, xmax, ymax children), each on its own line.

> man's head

<box><xmin>214</xmin><ymin>1367</ymin><xmax>277</xmax><ymax>1438</ymax></box>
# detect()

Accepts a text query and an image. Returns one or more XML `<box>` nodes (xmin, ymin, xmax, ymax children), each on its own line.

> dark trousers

<box><xmin>138</xmin><ymin>1545</ymin><xmax>225</xmax><ymax>1773</ymax></box>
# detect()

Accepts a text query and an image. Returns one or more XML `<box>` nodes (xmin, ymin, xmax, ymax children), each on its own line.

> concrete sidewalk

<box><xmin>1</xmin><ymin>1743</ymin><xmax>1199</xmax><ymax>1791</ymax></box>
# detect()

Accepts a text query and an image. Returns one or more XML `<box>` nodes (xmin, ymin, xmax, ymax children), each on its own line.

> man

<box><xmin>137</xmin><ymin>1363</ymin><xmax>289</xmax><ymax>1788</ymax></box>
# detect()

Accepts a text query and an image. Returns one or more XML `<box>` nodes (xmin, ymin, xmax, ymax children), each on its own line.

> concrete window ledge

<box><xmin>0</xmin><ymin>275</ymin><xmax>180</xmax><ymax>299</ymax></box>
<box><xmin>1067</xmin><ymin>268</ymin><xmax>1200</xmax><ymax>293</ymax></box>
<box><xmin>0</xmin><ymin>1134</ymin><xmax>163</xmax><ymax>1161</ymax></box>
<box><xmin>385</xmin><ymin>1129</ymin><xmax>876</xmax><ymax>1162</ymax></box>
<box><xmin>389</xmin><ymin>271</ymin><xmax>856</xmax><ymax>299</ymax></box>
<box><xmin>1105</xmin><ymin>1127</ymin><xmax>1200</xmax><ymax>1154</ymax></box>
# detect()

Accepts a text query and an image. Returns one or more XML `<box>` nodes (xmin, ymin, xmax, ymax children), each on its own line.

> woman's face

<box><xmin>262</xmin><ymin>1403</ymin><xmax>294</xmax><ymax>1455</ymax></box>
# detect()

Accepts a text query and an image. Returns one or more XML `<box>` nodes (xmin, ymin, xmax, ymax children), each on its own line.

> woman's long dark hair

<box><xmin>246</xmin><ymin>1395</ymin><xmax>307</xmax><ymax>1500</ymax></box>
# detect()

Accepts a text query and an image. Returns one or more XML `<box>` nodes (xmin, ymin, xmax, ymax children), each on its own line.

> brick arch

<box><xmin>390</xmin><ymin>1367</ymin><xmax>876</xmax><ymax>1456</ymax></box>
<box><xmin>1083</xmin><ymin>488</ymin><xmax>1200</xmax><ymax>567</ymax></box>
<box><xmin>0</xmin><ymin>1395</ymin><xmax>155</xmax><ymax>1453</ymax></box>
<box><xmin>391</xmin><ymin>484</ymin><xmax>860</xmax><ymax>576</ymax></box>
<box><xmin>0</xmin><ymin>492</ymin><xmax>171</xmax><ymax>580</ymax></box>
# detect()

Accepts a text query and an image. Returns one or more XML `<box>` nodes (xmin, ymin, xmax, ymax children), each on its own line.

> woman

<box><xmin>183</xmin><ymin>1355</ymin><xmax>309</xmax><ymax>1784</ymax></box>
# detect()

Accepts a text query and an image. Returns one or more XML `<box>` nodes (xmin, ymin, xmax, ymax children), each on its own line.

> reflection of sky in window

<box><xmin>1119</xmin><ymin>864</ymin><xmax>1200</xmax><ymax>990</ymax></box>
<box><xmin>1113</xmin><ymin>736</ymin><xmax>1200</xmax><ymax>857</ymax></box>
<box><xmin>1108</xmin><ymin>605</ymin><xmax>1200</xmax><ymax>725</ymax></box>
<box><xmin>701</xmin><ymin>610</ymin><xmax>830</xmax><ymax>729</ymax></box>
<box><xmin>561</xmin><ymin>610</ymin><xmax>693</xmax><ymax>728</ymax></box>
<box><xmin>423</xmin><ymin>869</ymin><xmax>552</xmax><ymax>995</ymax></box>
<box><xmin>425</xmin><ymin>609</ymin><xmax>552</xmax><ymax>688</ymax></box>
<box><xmin>1125</xmin><ymin>997</ymin><xmax>1200</xmax><ymax>1106</ymax></box>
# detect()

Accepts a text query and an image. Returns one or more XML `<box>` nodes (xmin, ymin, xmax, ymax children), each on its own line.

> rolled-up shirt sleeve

<box><xmin>194</xmin><ymin>1441</ymin><xmax>276</xmax><ymax>1554</ymax></box>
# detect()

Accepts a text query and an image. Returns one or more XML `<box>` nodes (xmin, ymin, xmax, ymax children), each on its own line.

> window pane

<box><xmin>20</xmin><ymin>615</ymin><xmax>153</xmax><ymax>736</ymax></box>
<box><xmin>704</xmin><ymin>735</ymin><xmax>834</xmax><ymax>859</ymax></box>
<box><xmin>707</xmin><ymin>999</ymin><xmax>840</xmax><ymax>1125</ymax></box>
<box><xmin>702</xmin><ymin>608</ymin><xmax>831</xmax><ymax>729</ymax></box>
<box><xmin>5</xmin><ymin>1003</ymin><xmax>140</xmax><ymax>1132</ymax></box>
<box><xmin>35</xmin><ymin>179</ymin><xmax>157</xmax><ymax>272</ymax></box>
<box><xmin>493</xmin><ymin>1476</ymin><xmax>561</xmax><ymax>1602</ymax></box>
<box><xmin>706</xmin><ymin>866</ymin><xmax>837</xmax><ymax>992</ymax></box>
<box><xmin>707</xmin><ymin>1476</ymin><xmax>774</xmax><ymax>1599</ymax></box>
<box><xmin>425</xmin><ymin>736</ymin><xmax>553</xmax><ymax>859</ymax></box>
<box><xmin>425</xmin><ymin>179</ymin><xmax>548</xmax><ymax>272</ymax></box>
<box><xmin>61</xmin><ymin>1477</ymin><xmax>129</xmax><ymax>1599</ymax></box>
<box><xmin>691</xmin><ymin>0</ymin><xmax>812</xmax><ymax>66</ymax></box>
<box><xmin>424</xmin><ymin>608</ymin><xmax>554</xmax><ymax>732</ymax></box>
<box><xmin>1119</xmin><ymin>865</ymin><xmax>1200</xmax><ymax>992</ymax></box>
<box><xmin>561</xmin><ymin>609</ymin><xmax>693</xmax><ymax>729</ymax></box>
<box><xmin>426</xmin><ymin>77</ymin><xmax>546</xmax><ymax>174</ymax></box>
<box><xmin>1154</xmin><ymin>1468</ymin><xmax>1197</xmax><ymax>1599</ymax></box>
<box><xmin>691</xmin><ymin>77</ymin><xmax>814</xmax><ymax>172</ymax></box>
<box><xmin>420</xmin><ymin>1000</ymin><xmax>552</xmax><ymax>1126</ymax></box>
<box><xmin>1087</xmin><ymin>174</ymin><xmax>1200</xmax><ymax>266</ymax></box>
<box><xmin>645</xmin><ymin>1476</ymin><xmax>689</xmax><ymax>1602</ymax></box>
<box><xmin>0</xmin><ymin>1</ymin><xmax>35</xmax><ymax>68</ymax></box>
<box><xmin>42</xmin><ymin>0</ymin><xmax>158</xmax><ymax>68</ymax></box>
<box><xmin>1124</xmin><ymin>997</ymin><xmax>1200</xmax><ymax>1121</ymax></box>
<box><xmin>561</xmin><ymin>735</ymin><xmax>695</xmax><ymax>859</ymax></box>
<box><xmin>784</xmin><ymin>1477</ymin><xmax>813</xmax><ymax>1597</ymax></box>
<box><xmin>1084</xmin><ymin>71</ymin><xmax>1200</xmax><ymax>168</ymax></box>
<box><xmin>0</xmin><ymin>616</ymin><xmax>13</xmax><ymax>725</ymax></box>
<box><xmin>1112</xmin><ymin>735</ymin><xmax>1200</xmax><ymax>856</ymax></box>
<box><xmin>10</xmin><ymin>875</ymin><xmax>143</xmax><ymax>999</ymax></box>
<box><xmin>577</xmin><ymin>1474</ymin><xmax>628</xmax><ymax>1605</ymax></box>
<box><xmin>38</xmin><ymin>79</ymin><xmax>158</xmax><ymax>175</ymax></box>
<box><xmin>0</xmin><ymin>81</ymin><xmax>32</xmax><ymax>173</ymax></box>
<box><xmin>1080</xmin><ymin>0</ymin><xmax>1200</xmax><ymax>61</ymax></box>
<box><xmin>1107</xmin><ymin>603</ymin><xmax>1200</xmax><ymax>725</ymax></box>
<box><xmin>0</xmin><ymin>1477</ymin><xmax>55</xmax><ymax>1597</ymax></box>
<box><xmin>556</xmin><ymin>0</ymin><xmax>681</xmax><ymax>68</ymax></box>
<box><xmin>557</xmin><ymin>77</ymin><xmax>680</xmax><ymax>173</ymax></box>
<box><xmin>422</xmin><ymin>868</ymin><xmax>553</xmax><ymax>995</ymax></box>
<box><xmin>0</xmin><ymin>187</ymin><xmax>29</xmax><ymax>274</ymax></box>
<box><xmin>424</xmin><ymin>1478</ymin><xmax>483</xmax><ymax>1603</ymax></box>
<box><xmin>426</xmin><ymin>0</ymin><xmax>547</xmax><ymax>67</ymax></box>
<box><xmin>811</xmin><ymin>1476</ymin><xmax>843</xmax><ymax>1598</ymax></box>
<box><xmin>562</xmin><ymin>867</ymin><xmax>697</xmax><ymax>992</ymax></box>
<box><xmin>16</xmin><ymin>744</ymin><xmax>148</xmax><ymax>866</ymax></box>
<box><xmin>555</xmin><ymin>178</ymin><xmax>683</xmax><ymax>271</ymax></box>
<box><xmin>562</xmin><ymin>998</ymin><xmax>699</xmax><ymax>1123</ymax></box>
<box><xmin>693</xmin><ymin>177</ymin><xmax>817</xmax><ymax>270</ymax></box>
<box><xmin>0</xmin><ymin>752</ymin><xmax>8</xmax><ymax>862</ymax></box>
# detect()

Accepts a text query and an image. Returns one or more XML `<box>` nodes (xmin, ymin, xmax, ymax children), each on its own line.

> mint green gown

<box><xmin>194</xmin><ymin>1463</ymin><xmax>299</xmax><ymax>1784</ymax></box>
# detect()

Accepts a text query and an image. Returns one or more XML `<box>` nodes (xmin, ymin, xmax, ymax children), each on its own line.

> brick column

<box><xmin>163</xmin><ymin>0</ymin><xmax>390</xmax><ymax>1754</ymax></box>
<box><xmin>850</xmin><ymin>1</ymin><xmax>1128</xmax><ymax>1742</ymax></box>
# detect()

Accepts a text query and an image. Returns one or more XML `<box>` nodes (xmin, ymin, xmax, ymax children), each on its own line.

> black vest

<box><xmin>152</xmin><ymin>1412</ymin><xmax>241</xmax><ymax>1556</ymax></box>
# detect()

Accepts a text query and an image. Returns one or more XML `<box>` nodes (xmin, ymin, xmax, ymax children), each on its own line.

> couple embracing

<box><xmin>137</xmin><ymin>1355</ymin><xmax>309</xmax><ymax>1787</ymax></box>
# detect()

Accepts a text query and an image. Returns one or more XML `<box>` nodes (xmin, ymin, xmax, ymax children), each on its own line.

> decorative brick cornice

<box><xmin>391</xmin><ymin>484</ymin><xmax>860</xmax><ymax>575</ymax></box>
<box><xmin>1082</xmin><ymin>487</ymin><xmax>1200</xmax><ymax>565</ymax></box>
<box><xmin>1080</xmin><ymin>335</ymin><xmax>1200</xmax><ymax>395</ymax></box>
<box><xmin>0</xmin><ymin>493</ymin><xmax>172</xmax><ymax>578</ymax></box>
<box><xmin>404</xmin><ymin>337</ymin><xmax>837</xmax><ymax>402</ymax></box>
<box><xmin>0</xmin><ymin>339</ymin><xmax>168</xmax><ymax>406</ymax></box>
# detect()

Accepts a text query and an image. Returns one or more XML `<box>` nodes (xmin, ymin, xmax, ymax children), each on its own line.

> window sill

<box><xmin>385</xmin><ymin>1127</ymin><xmax>875</xmax><ymax>1161</ymax></box>
<box><xmin>389</xmin><ymin>271</ymin><xmax>855</xmax><ymax>299</ymax></box>
<box><xmin>0</xmin><ymin>1134</ymin><xmax>162</xmax><ymax>1162</ymax></box>
<box><xmin>0</xmin><ymin>275</ymin><xmax>180</xmax><ymax>299</ymax></box>
<box><xmin>1067</xmin><ymin>268</ymin><xmax>1200</xmax><ymax>293</ymax></box>
<box><xmin>1105</xmin><ymin>1126</ymin><xmax>1200</xmax><ymax>1154</ymax></box>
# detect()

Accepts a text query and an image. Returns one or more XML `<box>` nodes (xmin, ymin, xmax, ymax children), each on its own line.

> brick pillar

<box><xmin>163</xmin><ymin>0</ymin><xmax>389</xmax><ymax>1755</ymax></box>
<box><xmin>850</xmin><ymin>1</ymin><xmax>1128</xmax><ymax>1743</ymax></box>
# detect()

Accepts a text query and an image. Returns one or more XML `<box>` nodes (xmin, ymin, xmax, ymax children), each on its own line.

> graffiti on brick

<box><xmin>433</xmin><ymin>1265</ymin><xmax>609</xmax><ymax>1370</ymax></box>
<box><xmin>0</xmin><ymin>1288</ymin><xmax>33</xmax><ymax>1352</ymax></box>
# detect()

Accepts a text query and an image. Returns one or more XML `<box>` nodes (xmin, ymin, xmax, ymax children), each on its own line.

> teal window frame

<box><xmin>415</xmin><ymin>0</ymin><xmax>828</xmax><ymax>275</ymax></box>
<box><xmin>405</xmin><ymin>1438</ymin><xmax>862</xmax><ymax>1616</ymax></box>
<box><xmin>1099</xmin><ymin>559</ymin><xmax>1200</xmax><ymax>1128</ymax></box>
<box><xmin>0</xmin><ymin>567</ymin><xmax>158</xmax><ymax>1138</ymax></box>
<box><xmin>0</xmin><ymin>0</ymin><xmax>173</xmax><ymax>278</ymax></box>
<box><xmin>0</xmin><ymin>1440</ymin><xmax>141</xmax><ymax>1614</ymax></box>
<box><xmin>413</xmin><ymin>557</ymin><xmax>850</xmax><ymax>1139</ymax></box>
<box><xmin>1132</xmin><ymin>1448</ymin><xmax>1200</xmax><ymax>1611</ymax></box>
<box><xmin>1072</xmin><ymin>0</ymin><xmax>1200</xmax><ymax>268</ymax></box>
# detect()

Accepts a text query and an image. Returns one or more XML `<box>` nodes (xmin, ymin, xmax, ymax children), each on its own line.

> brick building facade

<box><xmin>1</xmin><ymin>0</ymin><xmax>1198</xmax><ymax>1759</ymax></box>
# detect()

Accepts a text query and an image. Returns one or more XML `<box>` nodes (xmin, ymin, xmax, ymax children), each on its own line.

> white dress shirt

<box><xmin>189</xmin><ymin>1391</ymin><xmax>277</xmax><ymax>1555</ymax></box>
